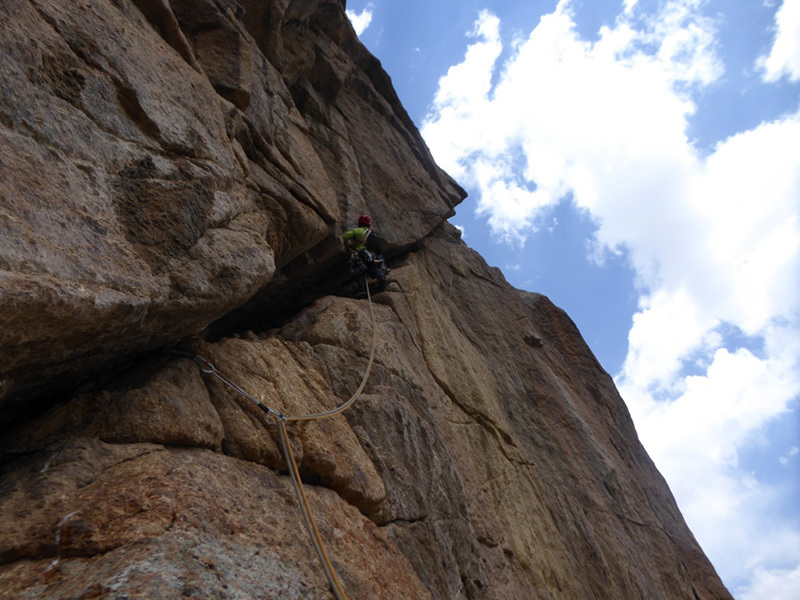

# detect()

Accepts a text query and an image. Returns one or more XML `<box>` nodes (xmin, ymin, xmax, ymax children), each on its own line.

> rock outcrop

<box><xmin>0</xmin><ymin>0</ymin><xmax>462</xmax><ymax>409</ymax></box>
<box><xmin>0</xmin><ymin>1</ymin><xmax>731</xmax><ymax>599</ymax></box>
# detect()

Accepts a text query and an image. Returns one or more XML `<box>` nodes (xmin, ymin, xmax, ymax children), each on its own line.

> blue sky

<box><xmin>347</xmin><ymin>1</ymin><xmax>800</xmax><ymax>598</ymax></box>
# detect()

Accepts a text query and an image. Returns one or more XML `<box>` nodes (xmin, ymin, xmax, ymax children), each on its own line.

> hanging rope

<box><xmin>287</xmin><ymin>282</ymin><xmax>378</xmax><ymax>423</ymax></box>
<box><xmin>177</xmin><ymin>281</ymin><xmax>378</xmax><ymax>600</ymax></box>
<box><xmin>278</xmin><ymin>418</ymin><xmax>349</xmax><ymax>600</ymax></box>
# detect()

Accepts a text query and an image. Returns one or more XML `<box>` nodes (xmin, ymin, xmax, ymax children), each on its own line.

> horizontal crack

<box><xmin>378</xmin><ymin>514</ymin><xmax>428</xmax><ymax>527</ymax></box>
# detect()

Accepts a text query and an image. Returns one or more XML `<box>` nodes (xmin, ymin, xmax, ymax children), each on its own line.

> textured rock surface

<box><xmin>0</xmin><ymin>0</ymin><xmax>462</xmax><ymax>407</ymax></box>
<box><xmin>0</xmin><ymin>1</ymin><xmax>731</xmax><ymax>599</ymax></box>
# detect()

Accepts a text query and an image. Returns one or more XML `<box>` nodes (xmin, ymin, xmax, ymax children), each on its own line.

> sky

<box><xmin>346</xmin><ymin>1</ymin><xmax>800</xmax><ymax>598</ymax></box>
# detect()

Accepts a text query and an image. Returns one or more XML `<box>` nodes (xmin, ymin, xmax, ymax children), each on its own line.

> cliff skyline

<box><xmin>348</xmin><ymin>1</ymin><xmax>800</xmax><ymax>597</ymax></box>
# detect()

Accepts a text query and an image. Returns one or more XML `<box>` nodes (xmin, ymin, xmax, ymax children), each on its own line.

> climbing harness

<box><xmin>349</xmin><ymin>250</ymin><xmax>389</xmax><ymax>290</ymax></box>
<box><xmin>176</xmin><ymin>280</ymin><xmax>378</xmax><ymax>600</ymax></box>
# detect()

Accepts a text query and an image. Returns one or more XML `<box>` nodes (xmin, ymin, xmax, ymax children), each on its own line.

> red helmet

<box><xmin>358</xmin><ymin>214</ymin><xmax>372</xmax><ymax>227</ymax></box>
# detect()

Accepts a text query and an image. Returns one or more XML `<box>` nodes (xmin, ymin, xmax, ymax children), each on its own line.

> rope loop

<box><xmin>178</xmin><ymin>283</ymin><xmax>377</xmax><ymax>600</ymax></box>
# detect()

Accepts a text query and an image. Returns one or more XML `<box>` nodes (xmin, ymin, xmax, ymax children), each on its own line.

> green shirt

<box><xmin>342</xmin><ymin>227</ymin><xmax>371</xmax><ymax>251</ymax></box>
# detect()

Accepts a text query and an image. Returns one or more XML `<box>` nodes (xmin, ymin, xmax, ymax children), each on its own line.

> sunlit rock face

<box><xmin>0</xmin><ymin>1</ymin><xmax>731</xmax><ymax>599</ymax></box>
<box><xmin>0</xmin><ymin>0</ymin><xmax>461</xmax><ymax>407</ymax></box>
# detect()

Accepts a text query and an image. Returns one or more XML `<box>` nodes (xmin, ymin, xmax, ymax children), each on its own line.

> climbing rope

<box><xmin>278</xmin><ymin>418</ymin><xmax>349</xmax><ymax>600</ymax></box>
<box><xmin>287</xmin><ymin>282</ymin><xmax>378</xmax><ymax>423</ymax></box>
<box><xmin>178</xmin><ymin>281</ymin><xmax>378</xmax><ymax>600</ymax></box>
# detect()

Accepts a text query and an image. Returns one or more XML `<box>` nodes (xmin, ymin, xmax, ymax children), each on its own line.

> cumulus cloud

<box><xmin>422</xmin><ymin>0</ymin><xmax>800</xmax><ymax>594</ymax></box>
<box><xmin>621</xmin><ymin>115</ymin><xmax>800</xmax><ymax>392</ymax></box>
<box><xmin>759</xmin><ymin>0</ymin><xmax>800</xmax><ymax>82</ymax></box>
<box><xmin>346</xmin><ymin>3</ymin><xmax>374</xmax><ymax>37</ymax></box>
<box><xmin>779</xmin><ymin>446</ymin><xmax>799</xmax><ymax>465</ymax></box>
<box><xmin>620</xmin><ymin>341</ymin><xmax>800</xmax><ymax>587</ymax></box>
<box><xmin>738</xmin><ymin>564</ymin><xmax>800</xmax><ymax>600</ymax></box>
<box><xmin>424</xmin><ymin>0</ymin><xmax>723</xmax><ymax>245</ymax></box>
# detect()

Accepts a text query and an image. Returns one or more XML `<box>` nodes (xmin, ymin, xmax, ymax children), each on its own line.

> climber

<box><xmin>342</xmin><ymin>214</ymin><xmax>388</xmax><ymax>295</ymax></box>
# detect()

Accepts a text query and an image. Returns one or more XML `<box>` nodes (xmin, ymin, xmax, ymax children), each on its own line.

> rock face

<box><xmin>0</xmin><ymin>1</ymin><xmax>731</xmax><ymax>599</ymax></box>
<box><xmin>0</xmin><ymin>0</ymin><xmax>462</xmax><ymax>408</ymax></box>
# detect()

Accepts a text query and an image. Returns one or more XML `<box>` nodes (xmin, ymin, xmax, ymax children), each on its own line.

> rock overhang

<box><xmin>0</xmin><ymin>0</ymin><xmax>465</xmax><ymax>410</ymax></box>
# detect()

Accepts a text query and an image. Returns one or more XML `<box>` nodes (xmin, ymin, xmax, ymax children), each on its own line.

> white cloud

<box><xmin>620</xmin><ymin>342</ymin><xmax>800</xmax><ymax>586</ymax></box>
<box><xmin>423</xmin><ymin>11</ymin><xmax>503</xmax><ymax>179</ymax></box>
<box><xmin>759</xmin><ymin>0</ymin><xmax>800</xmax><ymax>82</ymax></box>
<box><xmin>422</xmin><ymin>0</ymin><xmax>800</xmax><ymax>593</ymax></box>
<box><xmin>346</xmin><ymin>4</ymin><xmax>374</xmax><ymax>37</ymax></box>
<box><xmin>737</xmin><ymin>564</ymin><xmax>800</xmax><ymax>600</ymax></box>
<box><xmin>621</xmin><ymin>114</ymin><xmax>800</xmax><ymax>392</ymax></box>
<box><xmin>779</xmin><ymin>446</ymin><xmax>799</xmax><ymax>465</ymax></box>
<box><xmin>423</xmin><ymin>1</ymin><xmax>724</xmax><ymax>245</ymax></box>
<box><xmin>623</xmin><ymin>0</ymin><xmax>640</xmax><ymax>14</ymax></box>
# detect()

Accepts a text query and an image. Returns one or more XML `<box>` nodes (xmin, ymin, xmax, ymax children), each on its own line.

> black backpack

<box><xmin>365</xmin><ymin>230</ymin><xmax>382</xmax><ymax>254</ymax></box>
